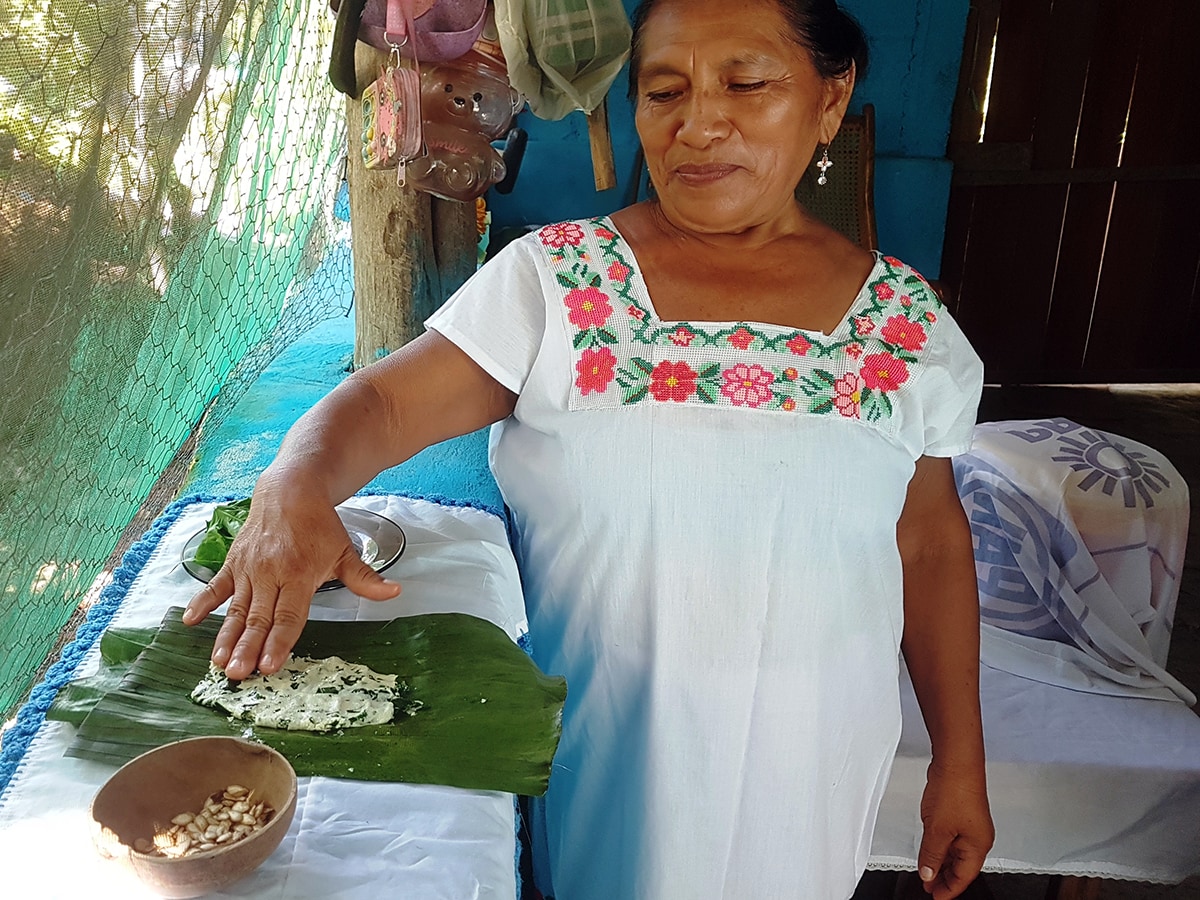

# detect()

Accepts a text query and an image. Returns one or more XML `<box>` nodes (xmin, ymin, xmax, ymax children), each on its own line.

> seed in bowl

<box><xmin>134</xmin><ymin>784</ymin><xmax>274</xmax><ymax>858</ymax></box>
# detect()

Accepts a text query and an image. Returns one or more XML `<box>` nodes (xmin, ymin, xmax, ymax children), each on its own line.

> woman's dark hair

<box><xmin>627</xmin><ymin>0</ymin><xmax>869</xmax><ymax>99</ymax></box>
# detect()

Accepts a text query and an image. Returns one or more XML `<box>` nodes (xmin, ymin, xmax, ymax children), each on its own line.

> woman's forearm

<box><xmin>254</xmin><ymin>330</ymin><xmax>517</xmax><ymax>507</ymax></box>
<box><xmin>899</xmin><ymin>531</ymin><xmax>985</xmax><ymax>771</ymax></box>
<box><xmin>896</xmin><ymin>457</ymin><xmax>986</xmax><ymax>771</ymax></box>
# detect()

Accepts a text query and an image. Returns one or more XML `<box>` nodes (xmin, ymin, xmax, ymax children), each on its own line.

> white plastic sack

<box><xmin>495</xmin><ymin>0</ymin><xmax>631</xmax><ymax>120</ymax></box>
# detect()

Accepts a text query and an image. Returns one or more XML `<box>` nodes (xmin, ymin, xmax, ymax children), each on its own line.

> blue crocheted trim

<box><xmin>0</xmin><ymin>492</ymin><xmax>237</xmax><ymax>806</ymax></box>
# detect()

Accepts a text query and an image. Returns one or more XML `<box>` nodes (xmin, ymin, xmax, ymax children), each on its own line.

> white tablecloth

<box><xmin>0</xmin><ymin>495</ymin><xmax>528</xmax><ymax>900</ymax></box>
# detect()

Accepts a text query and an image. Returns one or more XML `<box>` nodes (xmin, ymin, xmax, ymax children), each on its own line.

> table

<box><xmin>0</xmin><ymin>494</ymin><xmax>528</xmax><ymax>899</ymax></box>
<box><xmin>869</xmin><ymin>420</ymin><xmax>1200</xmax><ymax>885</ymax></box>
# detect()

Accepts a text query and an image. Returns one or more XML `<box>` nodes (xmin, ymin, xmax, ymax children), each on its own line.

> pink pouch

<box><xmin>331</xmin><ymin>0</ymin><xmax>486</xmax><ymax>63</ymax></box>
<box><xmin>361</xmin><ymin>63</ymin><xmax>423</xmax><ymax>170</ymax></box>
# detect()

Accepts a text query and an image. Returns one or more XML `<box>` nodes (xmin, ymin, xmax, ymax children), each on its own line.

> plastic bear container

<box><xmin>407</xmin><ymin>50</ymin><xmax>523</xmax><ymax>201</ymax></box>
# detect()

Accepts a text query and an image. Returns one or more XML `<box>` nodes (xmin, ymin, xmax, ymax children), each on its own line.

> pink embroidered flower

<box><xmin>900</xmin><ymin>295</ymin><xmax>913</xmax><ymax>308</ymax></box>
<box><xmin>853</xmin><ymin>315</ymin><xmax>875</xmax><ymax>336</ymax></box>
<box><xmin>627</xmin><ymin>304</ymin><xmax>646</xmax><ymax>321</ymax></box>
<box><xmin>669</xmin><ymin>326</ymin><xmax>695</xmax><ymax>346</ymax></box>
<box><xmin>575</xmin><ymin>347</ymin><xmax>616</xmax><ymax>396</ymax></box>
<box><xmin>880</xmin><ymin>314</ymin><xmax>928</xmax><ymax>352</ymax></box>
<box><xmin>883</xmin><ymin>255</ymin><xmax>903</xmax><ymax>268</ymax></box>
<box><xmin>538</xmin><ymin>222</ymin><xmax>586</xmax><ymax>248</ymax></box>
<box><xmin>833</xmin><ymin>371</ymin><xmax>862</xmax><ymax>418</ymax></box>
<box><xmin>564</xmin><ymin>286</ymin><xmax>613</xmax><ymax>329</ymax></box>
<box><xmin>781</xmin><ymin>397</ymin><xmax>797</xmax><ymax>412</ymax></box>
<box><xmin>720</xmin><ymin>363</ymin><xmax>775</xmax><ymax>408</ymax></box>
<box><xmin>727</xmin><ymin>327</ymin><xmax>756</xmax><ymax>350</ymax></box>
<box><xmin>925</xmin><ymin>311</ymin><xmax>938</xmax><ymax>323</ymax></box>
<box><xmin>783</xmin><ymin>367</ymin><xmax>798</xmax><ymax>381</ymax></box>
<box><xmin>594</xmin><ymin>226</ymin><xmax>617</xmax><ymax>241</ymax></box>
<box><xmin>607</xmin><ymin>260</ymin><xmax>632</xmax><ymax>283</ymax></box>
<box><xmin>861</xmin><ymin>352</ymin><xmax>910</xmax><ymax>392</ymax></box>
<box><xmin>873</xmin><ymin>282</ymin><xmax>895</xmax><ymax>301</ymax></box>
<box><xmin>844</xmin><ymin>342</ymin><xmax>864</xmax><ymax>359</ymax></box>
<box><xmin>786</xmin><ymin>334</ymin><xmax>812</xmax><ymax>356</ymax></box>
<box><xmin>649</xmin><ymin>360</ymin><xmax>697</xmax><ymax>402</ymax></box>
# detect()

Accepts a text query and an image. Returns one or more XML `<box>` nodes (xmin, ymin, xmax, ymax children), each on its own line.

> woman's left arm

<box><xmin>897</xmin><ymin>455</ymin><xmax>995</xmax><ymax>899</ymax></box>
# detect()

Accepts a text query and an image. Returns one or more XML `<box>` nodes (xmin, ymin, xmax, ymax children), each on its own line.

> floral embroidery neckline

<box><xmin>535</xmin><ymin>217</ymin><xmax>946</xmax><ymax>424</ymax></box>
<box><xmin>600</xmin><ymin>216</ymin><xmax>884</xmax><ymax>341</ymax></box>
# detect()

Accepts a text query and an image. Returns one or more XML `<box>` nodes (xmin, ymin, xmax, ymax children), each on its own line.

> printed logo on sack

<box><xmin>1005</xmin><ymin>418</ymin><xmax>1171</xmax><ymax>509</ymax></box>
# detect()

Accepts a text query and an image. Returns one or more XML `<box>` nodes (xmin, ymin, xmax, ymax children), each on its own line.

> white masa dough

<box><xmin>191</xmin><ymin>656</ymin><xmax>415</xmax><ymax>732</ymax></box>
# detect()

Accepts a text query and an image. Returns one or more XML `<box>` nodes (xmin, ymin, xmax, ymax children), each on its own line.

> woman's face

<box><xmin>634</xmin><ymin>0</ymin><xmax>853</xmax><ymax>236</ymax></box>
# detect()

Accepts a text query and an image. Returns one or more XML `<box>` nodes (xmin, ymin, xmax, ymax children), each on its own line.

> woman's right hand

<box><xmin>182</xmin><ymin>478</ymin><xmax>401</xmax><ymax>681</ymax></box>
<box><xmin>182</xmin><ymin>331</ymin><xmax>517</xmax><ymax>681</ymax></box>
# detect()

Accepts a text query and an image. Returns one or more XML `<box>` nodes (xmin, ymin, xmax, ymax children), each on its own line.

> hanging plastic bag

<box><xmin>494</xmin><ymin>0</ymin><xmax>631</xmax><ymax>121</ymax></box>
<box><xmin>330</xmin><ymin>0</ymin><xmax>488</xmax><ymax>97</ymax></box>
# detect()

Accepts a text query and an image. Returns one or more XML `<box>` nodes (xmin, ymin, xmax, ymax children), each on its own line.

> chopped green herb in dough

<box><xmin>190</xmin><ymin>656</ymin><xmax>422</xmax><ymax>732</ymax></box>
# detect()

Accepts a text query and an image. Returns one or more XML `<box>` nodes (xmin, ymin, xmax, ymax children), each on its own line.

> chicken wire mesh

<box><xmin>0</xmin><ymin>0</ymin><xmax>350</xmax><ymax>718</ymax></box>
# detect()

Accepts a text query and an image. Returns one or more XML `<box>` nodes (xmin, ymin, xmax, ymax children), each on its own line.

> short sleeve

<box><xmin>425</xmin><ymin>236</ymin><xmax>547</xmax><ymax>395</ymax></box>
<box><xmin>913</xmin><ymin>308</ymin><xmax>984</xmax><ymax>457</ymax></box>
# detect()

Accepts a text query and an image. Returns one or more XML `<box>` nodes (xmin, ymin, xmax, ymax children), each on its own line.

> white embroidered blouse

<box><xmin>427</xmin><ymin>217</ymin><xmax>984</xmax><ymax>900</ymax></box>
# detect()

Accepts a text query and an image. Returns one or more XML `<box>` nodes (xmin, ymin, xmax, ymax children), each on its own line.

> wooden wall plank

<box><xmin>949</xmin><ymin>0</ymin><xmax>1000</xmax><ymax>146</ymax></box>
<box><xmin>1084</xmin><ymin>180</ymin><xmax>1200</xmax><ymax>374</ymax></box>
<box><xmin>1042</xmin><ymin>182</ymin><xmax>1112</xmax><ymax>371</ymax></box>
<box><xmin>940</xmin><ymin>0</ymin><xmax>1200</xmax><ymax>381</ymax></box>
<box><xmin>949</xmin><ymin>184</ymin><xmax>1066</xmax><ymax>379</ymax></box>
<box><xmin>1071</xmin><ymin>0</ymin><xmax>1142</xmax><ymax>170</ymax></box>
<box><xmin>1120</xmin><ymin>0</ymin><xmax>1200</xmax><ymax>168</ymax></box>
<box><xmin>939</xmin><ymin>186</ymin><xmax>976</xmax><ymax>319</ymax></box>
<box><xmin>980</xmin><ymin>0</ymin><xmax>1052</xmax><ymax>144</ymax></box>
<box><xmin>1029</xmin><ymin>0</ymin><xmax>1094</xmax><ymax>170</ymax></box>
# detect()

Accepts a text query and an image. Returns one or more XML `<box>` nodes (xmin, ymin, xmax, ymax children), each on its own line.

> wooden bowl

<box><xmin>90</xmin><ymin>736</ymin><xmax>297</xmax><ymax>898</ymax></box>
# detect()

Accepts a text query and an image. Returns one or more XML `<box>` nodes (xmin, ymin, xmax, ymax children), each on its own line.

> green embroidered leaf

<box><xmin>556</xmin><ymin>272</ymin><xmax>579</xmax><ymax>289</ymax></box>
<box><xmin>860</xmin><ymin>389</ymin><xmax>894</xmax><ymax>422</ymax></box>
<box><xmin>630</xmin><ymin>357</ymin><xmax>655</xmax><ymax>375</ymax></box>
<box><xmin>696</xmin><ymin>383</ymin><xmax>718</xmax><ymax>403</ymax></box>
<box><xmin>879</xmin><ymin>391</ymin><xmax>895</xmax><ymax>417</ymax></box>
<box><xmin>597</xmin><ymin>328</ymin><xmax>618</xmax><ymax>345</ymax></box>
<box><xmin>624</xmin><ymin>385</ymin><xmax>649</xmax><ymax>404</ymax></box>
<box><xmin>572</xmin><ymin>330</ymin><xmax>593</xmax><ymax>350</ymax></box>
<box><xmin>812</xmin><ymin>369</ymin><xmax>837</xmax><ymax>386</ymax></box>
<box><xmin>590</xmin><ymin>274</ymin><xmax>602</xmax><ymax>288</ymax></box>
<box><xmin>697</xmin><ymin>363</ymin><xmax>721</xmax><ymax>379</ymax></box>
<box><xmin>810</xmin><ymin>397</ymin><xmax>834</xmax><ymax>414</ymax></box>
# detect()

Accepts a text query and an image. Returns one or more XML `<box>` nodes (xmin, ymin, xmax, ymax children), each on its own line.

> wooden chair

<box><xmin>797</xmin><ymin>103</ymin><xmax>878</xmax><ymax>251</ymax></box>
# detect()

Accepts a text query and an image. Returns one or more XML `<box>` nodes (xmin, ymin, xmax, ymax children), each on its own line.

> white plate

<box><xmin>181</xmin><ymin>505</ymin><xmax>406</xmax><ymax>592</ymax></box>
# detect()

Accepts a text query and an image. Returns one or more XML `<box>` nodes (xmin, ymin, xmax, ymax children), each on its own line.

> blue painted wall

<box><xmin>486</xmin><ymin>0</ymin><xmax>968</xmax><ymax>279</ymax></box>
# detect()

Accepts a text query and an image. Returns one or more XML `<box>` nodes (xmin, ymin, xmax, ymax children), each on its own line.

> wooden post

<box><xmin>586</xmin><ymin>96</ymin><xmax>617</xmax><ymax>192</ymax></box>
<box><xmin>344</xmin><ymin>43</ymin><xmax>478</xmax><ymax>369</ymax></box>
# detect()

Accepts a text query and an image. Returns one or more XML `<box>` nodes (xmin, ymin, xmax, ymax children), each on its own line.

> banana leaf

<box><xmin>66</xmin><ymin>608</ymin><xmax>567</xmax><ymax>796</ymax></box>
<box><xmin>47</xmin><ymin>626</ymin><xmax>158</xmax><ymax>727</ymax></box>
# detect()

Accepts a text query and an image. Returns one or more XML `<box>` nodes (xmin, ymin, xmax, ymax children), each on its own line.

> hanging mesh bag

<box><xmin>494</xmin><ymin>0</ymin><xmax>631</xmax><ymax>120</ymax></box>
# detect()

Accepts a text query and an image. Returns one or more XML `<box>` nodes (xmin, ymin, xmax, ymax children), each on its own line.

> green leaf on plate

<box><xmin>189</xmin><ymin>498</ymin><xmax>252</xmax><ymax>570</ymax></box>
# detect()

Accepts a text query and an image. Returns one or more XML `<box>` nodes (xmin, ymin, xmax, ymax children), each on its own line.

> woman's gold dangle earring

<box><xmin>817</xmin><ymin>146</ymin><xmax>832</xmax><ymax>186</ymax></box>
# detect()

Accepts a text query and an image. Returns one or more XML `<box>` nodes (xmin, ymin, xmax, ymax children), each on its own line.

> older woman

<box><xmin>185</xmin><ymin>0</ymin><xmax>994</xmax><ymax>896</ymax></box>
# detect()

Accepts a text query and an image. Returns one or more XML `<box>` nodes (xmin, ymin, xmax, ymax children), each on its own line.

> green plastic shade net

<box><xmin>50</xmin><ymin>608</ymin><xmax>567</xmax><ymax>796</ymax></box>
